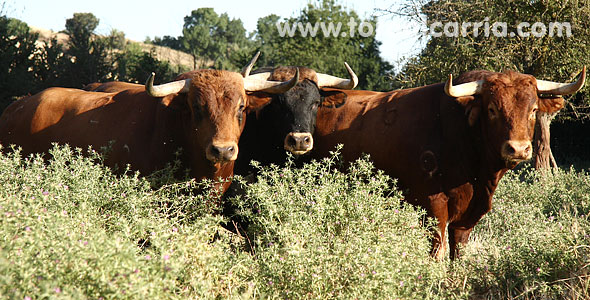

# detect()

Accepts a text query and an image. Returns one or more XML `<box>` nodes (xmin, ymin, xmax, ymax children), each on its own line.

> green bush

<box><xmin>457</xmin><ymin>168</ymin><xmax>590</xmax><ymax>299</ymax></box>
<box><xmin>0</xmin><ymin>144</ymin><xmax>588</xmax><ymax>299</ymax></box>
<box><xmin>229</xmin><ymin>152</ymin><xmax>455</xmax><ymax>299</ymax></box>
<box><xmin>0</xmin><ymin>145</ymin><xmax>250</xmax><ymax>299</ymax></box>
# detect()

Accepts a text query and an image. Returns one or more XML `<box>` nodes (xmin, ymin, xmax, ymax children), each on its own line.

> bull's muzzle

<box><xmin>284</xmin><ymin>132</ymin><xmax>314</xmax><ymax>155</ymax></box>
<box><xmin>501</xmin><ymin>140</ymin><xmax>532</xmax><ymax>163</ymax></box>
<box><xmin>206</xmin><ymin>142</ymin><xmax>238</xmax><ymax>162</ymax></box>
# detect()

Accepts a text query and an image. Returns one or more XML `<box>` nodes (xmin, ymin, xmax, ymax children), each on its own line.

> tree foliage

<box><xmin>0</xmin><ymin>11</ymin><xmax>178</xmax><ymax>114</ymax></box>
<box><xmin>114</xmin><ymin>43</ymin><xmax>177</xmax><ymax>84</ymax></box>
<box><xmin>252</xmin><ymin>0</ymin><xmax>393</xmax><ymax>91</ymax></box>
<box><xmin>151</xmin><ymin>1</ymin><xmax>394</xmax><ymax>90</ymax></box>
<box><xmin>396</xmin><ymin>0</ymin><xmax>590</xmax><ymax>119</ymax></box>
<box><xmin>181</xmin><ymin>8</ymin><xmax>252</xmax><ymax>70</ymax></box>
<box><xmin>59</xmin><ymin>12</ymin><xmax>112</xmax><ymax>87</ymax></box>
<box><xmin>0</xmin><ymin>17</ymin><xmax>39</xmax><ymax>110</ymax></box>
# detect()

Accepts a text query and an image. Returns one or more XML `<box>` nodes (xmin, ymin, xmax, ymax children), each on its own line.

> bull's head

<box><xmin>246</xmin><ymin>63</ymin><xmax>357</xmax><ymax>155</ymax></box>
<box><xmin>144</xmin><ymin>52</ymin><xmax>298</xmax><ymax>164</ymax></box>
<box><xmin>444</xmin><ymin>67</ymin><xmax>585</xmax><ymax>167</ymax></box>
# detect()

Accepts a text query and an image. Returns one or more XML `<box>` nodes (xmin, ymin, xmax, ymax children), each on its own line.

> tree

<box><xmin>152</xmin><ymin>35</ymin><xmax>183</xmax><ymax>50</ymax></box>
<box><xmin>60</xmin><ymin>13</ymin><xmax>112</xmax><ymax>87</ymax></box>
<box><xmin>394</xmin><ymin>0</ymin><xmax>590</xmax><ymax>169</ymax></box>
<box><xmin>114</xmin><ymin>43</ymin><xmax>177</xmax><ymax>84</ymax></box>
<box><xmin>181</xmin><ymin>8</ymin><xmax>252</xmax><ymax>70</ymax></box>
<box><xmin>0</xmin><ymin>16</ymin><xmax>39</xmax><ymax>110</ymax></box>
<box><xmin>253</xmin><ymin>0</ymin><xmax>394</xmax><ymax>91</ymax></box>
<box><xmin>65</xmin><ymin>12</ymin><xmax>99</xmax><ymax>49</ymax></box>
<box><xmin>105</xmin><ymin>29</ymin><xmax>126</xmax><ymax>50</ymax></box>
<box><xmin>34</xmin><ymin>37</ymin><xmax>67</xmax><ymax>90</ymax></box>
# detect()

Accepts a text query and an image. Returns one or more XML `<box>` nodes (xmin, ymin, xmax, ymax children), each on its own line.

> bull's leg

<box><xmin>427</xmin><ymin>193</ymin><xmax>449</xmax><ymax>260</ymax></box>
<box><xmin>448</xmin><ymin>226</ymin><xmax>473</xmax><ymax>260</ymax></box>
<box><xmin>406</xmin><ymin>191</ymin><xmax>449</xmax><ymax>260</ymax></box>
<box><xmin>431</xmin><ymin>221</ymin><xmax>447</xmax><ymax>260</ymax></box>
<box><xmin>445</xmin><ymin>181</ymin><xmax>494</xmax><ymax>260</ymax></box>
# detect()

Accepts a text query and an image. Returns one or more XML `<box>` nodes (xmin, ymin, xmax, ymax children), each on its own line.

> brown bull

<box><xmin>312</xmin><ymin>68</ymin><xmax>585</xmax><ymax>259</ymax></box>
<box><xmin>82</xmin><ymin>81</ymin><xmax>142</xmax><ymax>92</ymax></box>
<box><xmin>0</xmin><ymin>54</ymin><xmax>298</xmax><ymax>193</ymax></box>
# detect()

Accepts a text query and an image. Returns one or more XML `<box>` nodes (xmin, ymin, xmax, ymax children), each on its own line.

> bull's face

<box><xmin>258</xmin><ymin>80</ymin><xmax>321</xmax><ymax>155</ymax></box>
<box><xmin>445</xmin><ymin>68</ymin><xmax>585</xmax><ymax>168</ymax></box>
<box><xmin>248</xmin><ymin>65</ymin><xmax>356</xmax><ymax>155</ymax></box>
<box><xmin>482</xmin><ymin>75</ymin><xmax>540</xmax><ymax>165</ymax></box>
<box><xmin>187</xmin><ymin>71</ymin><xmax>246</xmax><ymax>163</ymax></box>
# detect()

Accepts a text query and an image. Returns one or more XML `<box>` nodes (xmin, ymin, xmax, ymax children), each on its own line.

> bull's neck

<box><xmin>469</xmin><ymin>117</ymin><xmax>510</xmax><ymax>191</ymax></box>
<box><xmin>438</xmin><ymin>92</ymin><xmax>508</xmax><ymax>189</ymax></box>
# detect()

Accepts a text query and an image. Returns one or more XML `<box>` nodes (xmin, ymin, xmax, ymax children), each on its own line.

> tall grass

<box><xmin>458</xmin><ymin>167</ymin><xmax>590</xmax><ymax>299</ymax></box>
<box><xmin>0</xmin><ymin>145</ymin><xmax>588</xmax><ymax>299</ymax></box>
<box><xmin>229</xmin><ymin>153</ymin><xmax>455</xmax><ymax>299</ymax></box>
<box><xmin>0</xmin><ymin>145</ymin><xmax>249</xmax><ymax>299</ymax></box>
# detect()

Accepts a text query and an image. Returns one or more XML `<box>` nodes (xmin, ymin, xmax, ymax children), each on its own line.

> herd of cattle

<box><xmin>0</xmin><ymin>51</ymin><xmax>585</xmax><ymax>259</ymax></box>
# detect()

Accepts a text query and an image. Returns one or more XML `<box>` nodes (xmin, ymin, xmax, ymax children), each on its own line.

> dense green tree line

<box><xmin>1</xmin><ymin>0</ymin><xmax>394</xmax><ymax>114</ymax></box>
<box><xmin>150</xmin><ymin>0</ymin><xmax>394</xmax><ymax>91</ymax></box>
<box><xmin>0</xmin><ymin>12</ymin><xmax>181</xmax><ymax>111</ymax></box>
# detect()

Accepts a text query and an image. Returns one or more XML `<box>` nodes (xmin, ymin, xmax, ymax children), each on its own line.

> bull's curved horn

<box><xmin>316</xmin><ymin>62</ymin><xmax>358</xmax><ymax>89</ymax></box>
<box><xmin>244</xmin><ymin>68</ymin><xmax>299</xmax><ymax>93</ymax></box>
<box><xmin>243</xmin><ymin>71</ymin><xmax>273</xmax><ymax>81</ymax></box>
<box><xmin>444</xmin><ymin>74</ymin><xmax>484</xmax><ymax>97</ymax></box>
<box><xmin>536</xmin><ymin>66</ymin><xmax>586</xmax><ymax>95</ymax></box>
<box><xmin>145</xmin><ymin>72</ymin><xmax>191</xmax><ymax>97</ymax></box>
<box><xmin>241</xmin><ymin>51</ymin><xmax>261</xmax><ymax>77</ymax></box>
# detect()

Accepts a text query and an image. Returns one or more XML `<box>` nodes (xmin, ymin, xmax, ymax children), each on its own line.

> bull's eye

<box><xmin>488</xmin><ymin>103</ymin><xmax>498</xmax><ymax>120</ymax></box>
<box><xmin>190</xmin><ymin>100</ymin><xmax>202</xmax><ymax>121</ymax></box>
<box><xmin>237</xmin><ymin>104</ymin><xmax>245</xmax><ymax>124</ymax></box>
<box><xmin>530</xmin><ymin>107</ymin><xmax>538</xmax><ymax>119</ymax></box>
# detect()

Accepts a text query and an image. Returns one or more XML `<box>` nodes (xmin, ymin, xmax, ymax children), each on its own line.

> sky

<box><xmin>3</xmin><ymin>0</ymin><xmax>426</xmax><ymax>68</ymax></box>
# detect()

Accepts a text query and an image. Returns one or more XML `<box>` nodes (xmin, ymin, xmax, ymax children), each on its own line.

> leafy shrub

<box><xmin>229</xmin><ymin>152</ymin><xmax>456</xmax><ymax>299</ymax></box>
<box><xmin>0</xmin><ymin>145</ymin><xmax>250</xmax><ymax>299</ymax></box>
<box><xmin>457</xmin><ymin>167</ymin><xmax>590</xmax><ymax>299</ymax></box>
<box><xmin>0</xmin><ymin>144</ymin><xmax>588</xmax><ymax>299</ymax></box>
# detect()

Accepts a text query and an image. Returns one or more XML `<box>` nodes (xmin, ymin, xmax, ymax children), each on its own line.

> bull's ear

<box><xmin>246</xmin><ymin>93</ymin><xmax>273</xmax><ymax>112</ymax></box>
<box><xmin>538</xmin><ymin>96</ymin><xmax>564</xmax><ymax>113</ymax></box>
<box><xmin>455</xmin><ymin>96</ymin><xmax>481</xmax><ymax>126</ymax></box>
<box><xmin>319</xmin><ymin>89</ymin><xmax>347</xmax><ymax>108</ymax></box>
<box><xmin>161</xmin><ymin>94</ymin><xmax>188</xmax><ymax>110</ymax></box>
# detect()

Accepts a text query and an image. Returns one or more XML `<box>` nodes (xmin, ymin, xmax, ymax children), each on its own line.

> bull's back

<box><xmin>313</xmin><ymin>85</ymin><xmax>447</xmax><ymax>190</ymax></box>
<box><xmin>0</xmin><ymin>88</ymin><xmax>107</xmax><ymax>152</ymax></box>
<box><xmin>83</xmin><ymin>81</ymin><xmax>144</xmax><ymax>93</ymax></box>
<box><xmin>0</xmin><ymin>87</ymin><xmax>162</xmax><ymax>168</ymax></box>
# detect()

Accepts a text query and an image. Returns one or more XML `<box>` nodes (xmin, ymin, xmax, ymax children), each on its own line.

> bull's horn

<box><xmin>145</xmin><ymin>73</ymin><xmax>191</xmax><ymax>97</ymax></box>
<box><xmin>444</xmin><ymin>74</ymin><xmax>484</xmax><ymax>97</ymax></box>
<box><xmin>244</xmin><ymin>67</ymin><xmax>299</xmax><ymax>93</ymax></box>
<box><xmin>536</xmin><ymin>66</ymin><xmax>586</xmax><ymax>95</ymax></box>
<box><xmin>243</xmin><ymin>71</ymin><xmax>273</xmax><ymax>81</ymax></box>
<box><xmin>241</xmin><ymin>51</ymin><xmax>261</xmax><ymax>77</ymax></box>
<box><xmin>316</xmin><ymin>62</ymin><xmax>358</xmax><ymax>89</ymax></box>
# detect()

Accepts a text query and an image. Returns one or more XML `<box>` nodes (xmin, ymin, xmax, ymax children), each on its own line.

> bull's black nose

<box><xmin>504</xmin><ymin>144</ymin><xmax>516</xmax><ymax>156</ymax></box>
<box><xmin>284</xmin><ymin>132</ymin><xmax>314</xmax><ymax>154</ymax></box>
<box><xmin>207</xmin><ymin>142</ymin><xmax>238</xmax><ymax>162</ymax></box>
